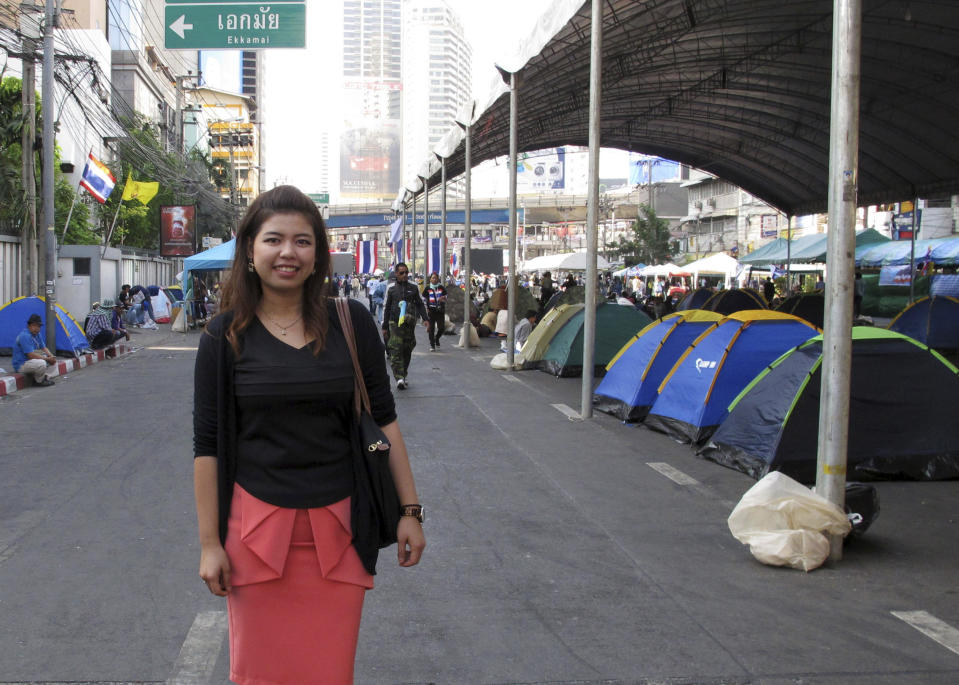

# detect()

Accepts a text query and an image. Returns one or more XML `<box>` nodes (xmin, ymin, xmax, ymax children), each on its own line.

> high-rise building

<box><xmin>340</xmin><ymin>0</ymin><xmax>402</xmax><ymax>201</ymax></box>
<box><xmin>402</xmin><ymin>0</ymin><xmax>471</xmax><ymax>187</ymax></box>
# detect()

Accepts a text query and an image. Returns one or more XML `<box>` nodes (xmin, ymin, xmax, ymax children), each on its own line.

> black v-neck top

<box><xmin>233</xmin><ymin>318</ymin><xmax>355</xmax><ymax>508</ymax></box>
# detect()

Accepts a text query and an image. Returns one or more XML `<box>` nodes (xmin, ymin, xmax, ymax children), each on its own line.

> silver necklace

<box><xmin>263</xmin><ymin>312</ymin><xmax>302</xmax><ymax>335</ymax></box>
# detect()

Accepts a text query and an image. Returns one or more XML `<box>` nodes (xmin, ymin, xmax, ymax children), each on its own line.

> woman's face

<box><xmin>249</xmin><ymin>212</ymin><xmax>316</xmax><ymax>296</ymax></box>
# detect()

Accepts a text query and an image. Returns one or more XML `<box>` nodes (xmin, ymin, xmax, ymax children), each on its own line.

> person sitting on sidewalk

<box><xmin>129</xmin><ymin>284</ymin><xmax>158</xmax><ymax>329</ymax></box>
<box><xmin>12</xmin><ymin>314</ymin><xmax>56</xmax><ymax>387</ymax></box>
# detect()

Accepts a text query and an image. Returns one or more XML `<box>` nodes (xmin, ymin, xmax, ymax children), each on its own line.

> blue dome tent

<box><xmin>888</xmin><ymin>296</ymin><xmax>959</xmax><ymax>350</ymax></box>
<box><xmin>0</xmin><ymin>296</ymin><xmax>89</xmax><ymax>357</ymax></box>
<box><xmin>645</xmin><ymin>311</ymin><xmax>820</xmax><ymax>444</ymax></box>
<box><xmin>594</xmin><ymin>311</ymin><xmax>722</xmax><ymax>422</ymax></box>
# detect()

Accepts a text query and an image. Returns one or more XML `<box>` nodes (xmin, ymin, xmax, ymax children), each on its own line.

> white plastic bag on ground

<box><xmin>728</xmin><ymin>471</ymin><xmax>852</xmax><ymax>572</ymax></box>
<box><xmin>490</xmin><ymin>352</ymin><xmax>526</xmax><ymax>370</ymax></box>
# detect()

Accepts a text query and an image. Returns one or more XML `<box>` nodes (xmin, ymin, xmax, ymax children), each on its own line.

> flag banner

<box><xmin>121</xmin><ymin>173</ymin><xmax>160</xmax><ymax>205</ymax></box>
<box><xmin>920</xmin><ymin>246</ymin><xmax>933</xmax><ymax>276</ymax></box>
<box><xmin>388</xmin><ymin>216</ymin><xmax>403</xmax><ymax>245</ymax></box>
<box><xmin>79</xmin><ymin>153</ymin><xmax>116</xmax><ymax>203</ymax></box>
<box><xmin>159</xmin><ymin>205</ymin><xmax>196</xmax><ymax>257</ymax></box>
<box><xmin>425</xmin><ymin>238</ymin><xmax>442</xmax><ymax>275</ymax></box>
<box><xmin>450</xmin><ymin>251</ymin><xmax>460</xmax><ymax>277</ymax></box>
<box><xmin>770</xmin><ymin>265</ymin><xmax>786</xmax><ymax>279</ymax></box>
<box><xmin>356</xmin><ymin>239</ymin><xmax>378</xmax><ymax>274</ymax></box>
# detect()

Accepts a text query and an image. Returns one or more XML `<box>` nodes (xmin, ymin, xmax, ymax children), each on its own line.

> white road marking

<box><xmin>647</xmin><ymin>462</ymin><xmax>701</xmax><ymax>486</ymax></box>
<box><xmin>470</xmin><ymin>355</ymin><xmax>489</xmax><ymax>362</ymax></box>
<box><xmin>502</xmin><ymin>374</ymin><xmax>520</xmax><ymax>383</ymax></box>
<box><xmin>148</xmin><ymin>346</ymin><xmax>199</xmax><ymax>351</ymax></box>
<box><xmin>166</xmin><ymin>611</ymin><xmax>228</xmax><ymax>684</ymax></box>
<box><xmin>893</xmin><ymin>610</ymin><xmax>959</xmax><ymax>657</ymax></box>
<box><xmin>551</xmin><ymin>403</ymin><xmax>584</xmax><ymax>420</ymax></box>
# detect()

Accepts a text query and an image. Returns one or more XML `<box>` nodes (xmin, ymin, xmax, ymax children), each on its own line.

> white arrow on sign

<box><xmin>169</xmin><ymin>14</ymin><xmax>194</xmax><ymax>39</ymax></box>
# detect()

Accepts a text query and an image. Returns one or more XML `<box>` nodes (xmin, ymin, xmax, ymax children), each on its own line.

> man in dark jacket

<box><xmin>423</xmin><ymin>272</ymin><xmax>448</xmax><ymax>351</ymax></box>
<box><xmin>382</xmin><ymin>263</ymin><xmax>428</xmax><ymax>389</ymax></box>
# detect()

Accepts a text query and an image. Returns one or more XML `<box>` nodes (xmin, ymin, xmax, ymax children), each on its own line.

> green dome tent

<box><xmin>699</xmin><ymin>328</ymin><xmax>959</xmax><ymax>483</ymax></box>
<box><xmin>540</xmin><ymin>303</ymin><xmax>653</xmax><ymax>377</ymax></box>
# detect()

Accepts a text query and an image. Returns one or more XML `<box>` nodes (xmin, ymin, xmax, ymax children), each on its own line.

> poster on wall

<box><xmin>160</xmin><ymin>205</ymin><xmax>196</xmax><ymax>257</ymax></box>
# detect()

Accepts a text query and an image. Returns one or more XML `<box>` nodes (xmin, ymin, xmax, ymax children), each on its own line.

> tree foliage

<box><xmin>607</xmin><ymin>204</ymin><xmax>673</xmax><ymax>266</ymax></box>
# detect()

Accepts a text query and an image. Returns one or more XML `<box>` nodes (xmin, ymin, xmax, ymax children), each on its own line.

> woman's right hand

<box><xmin>199</xmin><ymin>544</ymin><xmax>232</xmax><ymax>596</ymax></box>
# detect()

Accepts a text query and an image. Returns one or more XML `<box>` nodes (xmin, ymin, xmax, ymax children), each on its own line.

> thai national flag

<box><xmin>425</xmin><ymin>238</ymin><xmax>443</xmax><ymax>275</ymax></box>
<box><xmin>388</xmin><ymin>216</ymin><xmax>403</xmax><ymax>245</ymax></box>
<box><xmin>450</xmin><ymin>251</ymin><xmax>459</xmax><ymax>277</ymax></box>
<box><xmin>392</xmin><ymin>239</ymin><xmax>410</xmax><ymax>267</ymax></box>
<box><xmin>79</xmin><ymin>152</ymin><xmax>116</xmax><ymax>203</ymax></box>
<box><xmin>356</xmin><ymin>239</ymin><xmax>377</xmax><ymax>274</ymax></box>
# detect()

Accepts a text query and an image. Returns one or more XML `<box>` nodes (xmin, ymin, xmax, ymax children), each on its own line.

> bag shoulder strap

<box><xmin>334</xmin><ymin>297</ymin><xmax>371</xmax><ymax>417</ymax></box>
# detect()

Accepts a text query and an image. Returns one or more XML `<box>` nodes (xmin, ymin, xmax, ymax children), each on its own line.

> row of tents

<box><xmin>587</xmin><ymin>309</ymin><xmax>959</xmax><ymax>485</ymax></box>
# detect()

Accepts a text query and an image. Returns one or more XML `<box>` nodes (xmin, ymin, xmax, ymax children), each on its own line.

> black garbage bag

<box><xmin>845</xmin><ymin>482</ymin><xmax>880</xmax><ymax>537</ymax></box>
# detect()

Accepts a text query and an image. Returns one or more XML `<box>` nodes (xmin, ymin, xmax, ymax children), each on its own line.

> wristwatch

<box><xmin>400</xmin><ymin>504</ymin><xmax>424</xmax><ymax>523</ymax></box>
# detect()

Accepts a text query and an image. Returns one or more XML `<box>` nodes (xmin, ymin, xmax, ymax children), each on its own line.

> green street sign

<box><xmin>165</xmin><ymin>1</ymin><xmax>306</xmax><ymax>50</ymax></box>
<box><xmin>308</xmin><ymin>193</ymin><xmax>330</xmax><ymax>204</ymax></box>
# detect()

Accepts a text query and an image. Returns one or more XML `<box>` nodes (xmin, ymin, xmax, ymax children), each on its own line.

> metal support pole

<box><xmin>422</xmin><ymin>176</ymin><xmax>429</xmax><ymax>275</ymax></box>
<box><xmin>816</xmin><ymin>0</ymin><xmax>862</xmax><ymax>564</ymax></box>
<box><xmin>41</xmin><ymin>0</ymin><xmax>57</xmax><ymax>351</ymax></box>
<box><xmin>908</xmin><ymin>198</ymin><xmax>918</xmax><ymax>303</ymax></box>
<box><xmin>411</xmin><ymin>191</ymin><xmax>418</xmax><ymax>275</ymax></box>
<box><xmin>400</xmin><ymin>200</ymin><xmax>407</xmax><ymax>268</ymax></box>
<box><xmin>459</xmin><ymin>119</ymin><xmax>473</xmax><ymax>347</ymax></box>
<box><xmin>439</xmin><ymin>156</ymin><xmax>447</xmax><ymax>282</ymax></box>
<box><xmin>21</xmin><ymin>38</ymin><xmax>38</xmax><ymax>295</ymax></box>
<box><xmin>580</xmin><ymin>0</ymin><xmax>602</xmax><ymax>419</ymax></box>
<box><xmin>506</xmin><ymin>72</ymin><xmax>519</xmax><ymax>367</ymax></box>
<box><xmin>786</xmin><ymin>216</ymin><xmax>793</xmax><ymax>292</ymax></box>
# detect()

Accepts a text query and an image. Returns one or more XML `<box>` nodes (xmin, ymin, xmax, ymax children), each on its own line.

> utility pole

<box><xmin>41</xmin><ymin>0</ymin><xmax>57</xmax><ymax>351</ymax></box>
<box><xmin>21</xmin><ymin>35</ymin><xmax>38</xmax><ymax>295</ymax></box>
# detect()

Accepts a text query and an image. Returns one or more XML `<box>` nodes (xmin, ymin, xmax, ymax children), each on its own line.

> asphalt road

<box><xmin>1</xmin><ymin>317</ymin><xmax>958</xmax><ymax>684</ymax></box>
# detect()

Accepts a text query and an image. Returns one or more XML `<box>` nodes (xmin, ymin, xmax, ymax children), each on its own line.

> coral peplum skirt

<box><xmin>224</xmin><ymin>484</ymin><xmax>374</xmax><ymax>685</ymax></box>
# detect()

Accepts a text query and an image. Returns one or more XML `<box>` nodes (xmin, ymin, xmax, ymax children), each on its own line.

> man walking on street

<box><xmin>423</xmin><ymin>272</ymin><xmax>447</xmax><ymax>351</ymax></box>
<box><xmin>382</xmin><ymin>263</ymin><xmax>428</xmax><ymax>389</ymax></box>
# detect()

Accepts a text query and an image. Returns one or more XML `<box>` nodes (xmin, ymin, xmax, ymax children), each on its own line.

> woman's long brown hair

<box><xmin>215</xmin><ymin>185</ymin><xmax>333</xmax><ymax>357</ymax></box>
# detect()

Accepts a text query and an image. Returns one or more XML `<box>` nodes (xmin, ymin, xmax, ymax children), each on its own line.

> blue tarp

<box><xmin>182</xmin><ymin>238</ymin><xmax>236</xmax><ymax>292</ymax></box>
<box><xmin>857</xmin><ymin>237</ymin><xmax>959</xmax><ymax>267</ymax></box>
<box><xmin>0</xmin><ymin>296</ymin><xmax>89</xmax><ymax>357</ymax></box>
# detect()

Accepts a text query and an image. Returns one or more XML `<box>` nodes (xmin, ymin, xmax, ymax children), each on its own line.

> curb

<box><xmin>0</xmin><ymin>342</ymin><xmax>136</xmax><ymax>397</ymax></box>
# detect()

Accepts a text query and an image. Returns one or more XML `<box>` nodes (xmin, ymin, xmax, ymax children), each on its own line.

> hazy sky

<box><xmin>260</xmin><ymin>0</ymin><xmax>620</xmax><ymax>196</ymax></box>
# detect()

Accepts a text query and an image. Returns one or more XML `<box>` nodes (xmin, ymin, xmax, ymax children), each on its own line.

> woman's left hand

<box><xmin>396</xmin><ymin>517</ymin><xmax>426</xmax><ymax>567</ymax></box>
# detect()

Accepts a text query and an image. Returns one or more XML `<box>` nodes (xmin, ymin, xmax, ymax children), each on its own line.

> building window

<box><xmin>73</xmin><ymin>257</ymin><xmax>91</xmax><ymax>276</ymax></box>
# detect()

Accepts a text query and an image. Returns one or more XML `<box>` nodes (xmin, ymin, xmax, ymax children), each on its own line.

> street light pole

<box><xmin>41</xmin><ymin>0</ymin><xmax>57</xmax><ymax>351</ymax></box>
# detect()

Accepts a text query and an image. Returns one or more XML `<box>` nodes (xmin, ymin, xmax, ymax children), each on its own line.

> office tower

<box><xmin>340</xmin><ymin>0</ymin><xmax>402</xmax><ymax>200</ymax></box>
<box><xmin>402</xmin><ymin>0</ymin><xmax>471</xmax><ymax>186</ymax></box>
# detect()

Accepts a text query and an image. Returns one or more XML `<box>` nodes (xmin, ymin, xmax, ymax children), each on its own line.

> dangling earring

<box><xmin>248</xmin><ymin>258</ymin><xmax>255</xmax><ymax>273</ymax></box>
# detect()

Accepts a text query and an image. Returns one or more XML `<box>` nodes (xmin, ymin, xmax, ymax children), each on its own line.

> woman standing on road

<box><xmin>193</xmin><ymin>185</ymin><xmax>425</xmax><ymax>684</ymax></box>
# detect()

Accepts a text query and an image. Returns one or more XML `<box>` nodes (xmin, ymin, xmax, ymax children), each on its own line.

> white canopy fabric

<box><xmin>640</xmin><ymin>262</ymin><xmax>683</xmax><ymax>277</ymax></box>
<box><xmin>683</xmin><ymin>253</ymin><xmax>741</xmax><ymax>276</ymax></box>
<box><xmin>521</xmin><ymin>252</ymin><xmax>610</xmax><ymax>272</ymax></box>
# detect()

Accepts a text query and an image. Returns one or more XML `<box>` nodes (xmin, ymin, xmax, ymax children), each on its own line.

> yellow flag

<box><xmin>121</xmin><ymin>173</ymin><xmax>159</xmax><ymax>205</ymax></box>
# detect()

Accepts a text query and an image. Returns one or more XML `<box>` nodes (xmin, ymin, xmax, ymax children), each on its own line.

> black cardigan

<box><xmin>193</xmin><ymin>298</ymin><xmax>396</xmax><ymax>547</ymax></box>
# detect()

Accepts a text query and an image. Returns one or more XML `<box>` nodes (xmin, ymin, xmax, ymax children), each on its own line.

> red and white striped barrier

<box><xmin>0</xmin><ymin>342</ymin><xmax>135</xmax><ymax>397</ymax></box>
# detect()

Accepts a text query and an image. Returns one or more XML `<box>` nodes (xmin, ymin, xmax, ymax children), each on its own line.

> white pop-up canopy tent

<box><xmin>683</xmin><ymin>253</ymin><xmax>743</xmax><ymax>288</ymax></box>
<box><xmin>640</xmin><ymin>262</ymin><xmax>686</xmax><ymax>277</ymax></box>
<box><xmin>522</xmin><ymin>251</ymin><xmax>610</xmax><ymax>272</ymax></box>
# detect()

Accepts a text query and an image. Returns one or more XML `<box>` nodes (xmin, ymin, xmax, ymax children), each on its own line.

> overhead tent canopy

<box><xmin>407</xmin><ymin>1</ymin><xmax>959</xmax><ymax>217</ymax></box>
<box><xmin>182</xmin><ymin>238</ymin><xmax>236</xmax><ymax>292</ymax></box>
<box><xmin>740</xmin><ymin>229</ymin><xmax>889</xmax><ymax>265</ymax></box>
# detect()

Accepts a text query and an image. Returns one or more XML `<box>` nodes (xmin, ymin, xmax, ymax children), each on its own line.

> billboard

<box><xmin>629</xmin><ymin>154</ymin><xmax>681</xmax><ymax>184</ymax></box>
<box><xmin>160</xmin><ymin>205</ymin><xmax>197</xmax><ymax>257</ymax></box>
<box><xmin>340</xmin><ymin>80</ymin><xmax>401</xmax><ymax>199</ymax></box>
<box><xmin>517</xmin><ymin>147</ymin><xmax>565</xmax><ymax>194</ymax></box>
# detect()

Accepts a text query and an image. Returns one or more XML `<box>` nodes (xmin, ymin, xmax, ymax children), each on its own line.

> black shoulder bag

<box><xmin>335</xmin><ymin>298</ymin><xmax>400</xmax><ymax>575</ymax></box>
